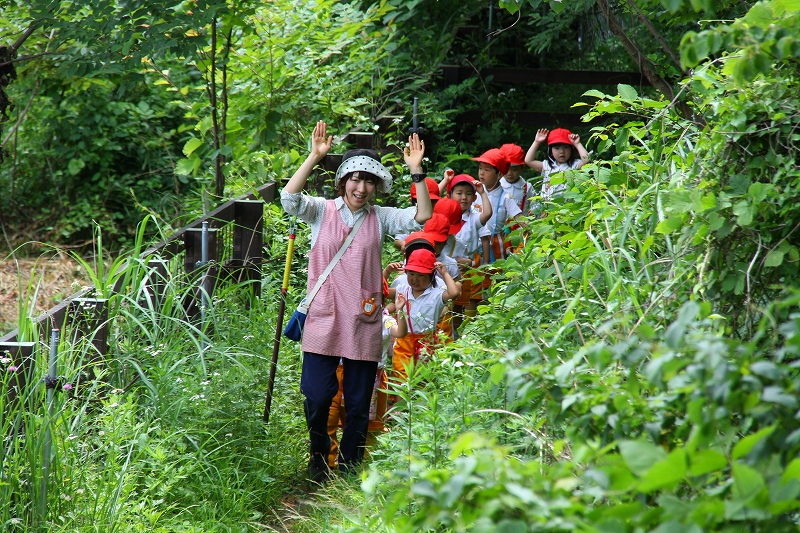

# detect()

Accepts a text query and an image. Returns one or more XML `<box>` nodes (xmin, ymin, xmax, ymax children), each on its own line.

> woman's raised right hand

<box><xmin>311</xmin><ymin>120</ymin><xmax>333</xmax><ymax>160</ymax></box>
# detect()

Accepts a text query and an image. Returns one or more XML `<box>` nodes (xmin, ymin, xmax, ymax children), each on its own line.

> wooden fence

<box><xmin>0</xmin><ymin>182</ymin><xmax>277</xmax><ymax>405</ymax></box>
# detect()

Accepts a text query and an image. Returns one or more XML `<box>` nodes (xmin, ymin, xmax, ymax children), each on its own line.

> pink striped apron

<box><xmin>301</xmin><ymin>200</ymin><xmax>384</xmax><ymax>361</ymax></box>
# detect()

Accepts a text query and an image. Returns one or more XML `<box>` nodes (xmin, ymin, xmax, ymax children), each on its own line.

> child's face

<box><xmin>478</xmin><ymin>163</ymin><xmax>500</xmax><ymax>189</ymax></box>
<box><xmin>550</xmin><ymin>144</ymin><xmax>573</xmax><ymax>165</ymax></box>
<box><xmin>434</xmin><ymin>241</ymin><xmax>446</xmax><ymax>255</ymax></box>
<box><xmin>449</xmin><ymin>184</ymin><xmax>476</xmax><ymax>214</ymax></box>
<box><xmin>406</xmin><ymin>270</ymin><xmax>432</xmax><ymax>292</ymax></box>
<box><xmin>504</xmin><ymin>165</ymin><xmax>524</xmax><ymax>183</ymax></box>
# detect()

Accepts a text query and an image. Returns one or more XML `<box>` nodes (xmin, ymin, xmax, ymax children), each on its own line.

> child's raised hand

<box><xmin>386</xmin><ymin>262</ymin><xmax>404</xmax><ymax>273</ymax></box>
<box><xmin>474</xmin><ymin>180</ymin><xmax>485</xmax><ymax>194</ymax></box>
<box><xmin>534</xmin><ymin>129</ymin><xmax>549</xmax><ymax>143</ymax></box>
<box><xmin>311</xmin><ymin>120</ymin><xmax>333</xmax><ymax>160</ymax></box>
<box><xmin>403</xmin><ymin>133</ymin><xmax>425</xmax><ymax>171</ymax></box>
<box><xmin>434</xmin><ymin>261</ymin><xmax>447</xmax><ymax>277</ymax></box>
<box><xmin>394</xmin><ymin>291</ymin><xmax>407</xmax><ymax>311</ymax></box>
<box><xmin>569</xmin><ymin>132</ymin><xmax>581</xmax><ymax>145</ymax></box>
<box><xmin>442</xmin><ymin>168</ymin><xmax>455</xmax><ymax>184</ymax></box>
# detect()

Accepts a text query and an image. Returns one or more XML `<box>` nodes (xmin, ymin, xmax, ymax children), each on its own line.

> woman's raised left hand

<box><xmin>403</xmin><ymin>133</ymin><xmax>425</xmax><ymax>174</ymax></box>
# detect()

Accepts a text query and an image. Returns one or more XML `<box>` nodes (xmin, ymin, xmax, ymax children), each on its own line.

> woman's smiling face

<box><xmin>342</xmin><ymin>172</ymin><xmax>377</xmax><ymax>211</ymax></box>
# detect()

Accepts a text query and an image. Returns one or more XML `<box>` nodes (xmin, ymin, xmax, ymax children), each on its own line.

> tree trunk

<box><xmin>209</xmin><ymin>17</ymin><xmax>224</xmax><ymax>199</ymax></box>
<box><xmin>596</xmin><ymin>0</ymin><xmax>699</xmax><ymax>124</ymax></box>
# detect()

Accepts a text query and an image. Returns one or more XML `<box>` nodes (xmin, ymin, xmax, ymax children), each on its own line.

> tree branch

<box><xmin>623</xmin><ymin>0</ymin><xmax>684</xmax><ymax>73</ymax></box>
<box><xmin>596</xmin><ymin>0</ymin><xmax>699</xmax><ymax>123</ymax></box>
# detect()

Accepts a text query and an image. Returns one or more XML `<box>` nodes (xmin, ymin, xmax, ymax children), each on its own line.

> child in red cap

<box><xmin>394</xmin><ymin>178</ymin><xmax>441</xmax><ymax>251</ymax></box>
<box><xmin>500</xmin><ymin>143</ymin><xmax>534</xmax><ymax>216</ymax></box>
<box><xmin>327</xmin><ymin>277</ymin><xmax>408</xmax><ymax>468</ymax></box>
<box><xmin>472</xmin><ymin>148</ymin><xmax>522</xmax><ymax>264</ymax></box>
<box><xmin>524</xmin><ymin>128</ymin><xmax>590</xmax><ymax>202</ymax></box>
<box><xmin>385</xmin><ymin>248</ymin><xmax>460</xmax><ymax>384</ymax></box>
<box><xmin>436</xmin><ymin>174</ymin><xmax>493</xmax><ymax>331</ymax></box>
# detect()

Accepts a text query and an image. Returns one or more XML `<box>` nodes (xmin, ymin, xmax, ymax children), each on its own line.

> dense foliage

<box><xmin>4</xmin><ymin>0</ymin><xmax>800</xmax><ymax>532</ymax></box>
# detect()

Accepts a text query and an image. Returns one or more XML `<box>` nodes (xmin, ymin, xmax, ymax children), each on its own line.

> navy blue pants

<box><xmin>300</xmin><ymin>352</ymin><xmax>378</xmax><ymax>468</ymax></box>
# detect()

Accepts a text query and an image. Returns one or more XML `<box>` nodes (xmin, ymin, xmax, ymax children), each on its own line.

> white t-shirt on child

<box><xmin>500</xmin><ymin>177</ymin><xmax>534</xmax><ymax>215</ymax></box>
<box><xmin>541</xmin><ymin>160</ymin><xmax>582</xmax><ymax>200</ymax></box>
<box><xmin>391</xmin><ymin>277</ymin><xmax>447</xmax><ymax>334</ymax></box>
<box><xmin>451</xmin><ymin>205</ymin><xmax>484</xmax><ymax>259</ymax></box>
<box><xmin>479</xmin><ymin>186</ymin><xmax>522</xmax><ymax>238</ymax></box>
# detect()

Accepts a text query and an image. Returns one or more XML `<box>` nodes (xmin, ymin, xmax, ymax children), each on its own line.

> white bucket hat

<box><xmin>334</xmin><ymin>155</ymin><xmax>393</xmax><ymax>193</ymax></box>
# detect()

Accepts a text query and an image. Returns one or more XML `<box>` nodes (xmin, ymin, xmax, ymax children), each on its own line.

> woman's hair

<box><xmin>546</xmin><ymin>143</ymin><xmax>578</xmax><ymax>167</ymax></box>
<box><xmin>336</xmin><ymin>148</ymin><xmax>381</xmax><ymax>197</ymax></box>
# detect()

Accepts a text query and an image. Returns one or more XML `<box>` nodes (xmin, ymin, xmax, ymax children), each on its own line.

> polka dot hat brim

<box><xmin>334</xmin><ymin>156</ymin><xmax>393</xmax><ymax>193</ymax></box>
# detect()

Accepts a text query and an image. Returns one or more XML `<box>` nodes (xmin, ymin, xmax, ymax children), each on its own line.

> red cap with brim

<box><xmin>423</xmin><ymin>214</ymin><xmax>450</xmax><ymax>243</ymax></box>
<box><xmin>447</xmin><ymin>174</ymin><xmax>478</xmax><ymax>195</ymax></box>
<box><xmin>433</xmin><ymin>198</ymin><xmax>465</xmax><ymax>235</ymax></box>
<box><xmin>547</xmin><ymin>128</ymin><xmax>573</xmax><ymax>146</ymax></box>
<box><xmin>500</xmin><ymin>143</ymin><xmax>525</xmax><ymax>166</ymax></box>
<box><xmin>472</xmin><ymin>148</ymin><xmax>510</xmax><ymax>176</ymax></box>
<box><xmin>405</xmin><ymin>249</ymin><xmax>437</xmax><ymax>274</ymax></box>
<box><xmin>410</xmin><ymin>178</ymin><xmax>441</xmax><ymax>200</ymax></box>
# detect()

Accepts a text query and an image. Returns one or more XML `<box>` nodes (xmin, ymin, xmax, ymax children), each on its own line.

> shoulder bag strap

<box><xmin>306</xmin><ymin>211</ymin><xmax>366</xmax><ymax>306</ymax></box>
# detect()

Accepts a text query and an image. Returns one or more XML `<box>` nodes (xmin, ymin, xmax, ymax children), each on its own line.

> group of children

<box><xmin>325</xmin><ymin>126</ymin><xmax>590</xmax><ymax>470</ymax></box>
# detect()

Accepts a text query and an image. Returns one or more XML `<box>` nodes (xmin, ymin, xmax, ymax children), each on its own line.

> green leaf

<box><xmin>732</xmin><ymin>425</ymin><xmax>775</xmax><ymax>460</ymax></box>
<box><xmin>617</xmin><ymin>84</ymin><xmax>638</xmax><ymax>101</ymax></box>
<box><xmin>762</xmin><ymin>386</ymin><xmax>798</xmax><ymax>408</ymax></box>
<box><xmin>583</xmin><ymin>89</ymin><xmax>607</xmax><ymax>99</ymax></box>
<box><xmin>67</xmin><ymin>158</ymin><xmax>86</xmax><ymax>176</ymax></box>
<box><xmin>764</xmin><ymin>250</ymin><xmax>784</xmax><ymax>267</ymax></box>
<box><xmin>638</xmin><ymin>448</ymin><xmax>687</xmax><ymax>492</ymax></box>
<box><xmin>619</xmin><ymin>440</ymin><xmax>667</xmax><ymax>476</ymax></box>
<box><xmin>655</xmin><ymin>216</ymin><xmax>685</xmax><ymax>234</ymax></box>
<box><xmin>689</xmin><ymin>449</ymin><xmax>728</xmax><ymax>476</ymax></box>
<box><xmin>661</xmin><ymin>0</ymin><xmax>682</xmax><ymax>13</ymax></box>
<box><xmin>665</xmin><ymin>301</ymin><xmax>700</xmax><ymax>349</ymax></box>
<box><xmin>774</xmin><ymin>0</ymin><xmax>800</xmax><ymax>14</ymax></box>
<box><xmin>183</xmin><ymin>137</ymin><xmax>204</xmax><ymax>157</ymax></box>
<box><xmin>731</xmin><ymin>463</ymin><xmax>766</xmax><ymax>504</ymax></box>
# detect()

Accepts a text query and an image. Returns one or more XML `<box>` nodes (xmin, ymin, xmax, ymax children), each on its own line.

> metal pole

<box><xmin>39</xmin><ymin>329</ymin><xmax>59</xmax><ymax>526</ymax></box>
<box><xmin>200</xmin><ymin>221</ymin><xmax>209</xmax><ymax>352</ymax></box>
<box><xmin>264</xmin><ymin>219</ymin><xmax>296</xmax><ymax>423</ymax></box>
<box><xmin>412</xmin><ymin>97</ymin><xmax>419</xmax><ymax>133</ymax></box>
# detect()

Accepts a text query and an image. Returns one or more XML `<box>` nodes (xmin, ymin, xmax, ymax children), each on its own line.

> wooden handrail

<box><xmin>0</xmin><ymin>182</ymin><xmax>278</xmax><ymax>343</ymax></box>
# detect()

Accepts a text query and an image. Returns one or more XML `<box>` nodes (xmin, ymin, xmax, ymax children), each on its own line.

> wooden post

<box><xmin>233</xmin><ymin>200</ymin><xmax>264</xmax><ymax>301</ymax></box>
<box><xmin>183</xmin><ymin>227</ymin><xmax>219</xmax><ymax>322</ymax></box>
<box><xmin>1</xmin><ymin>342</ymin><xmax>36</xmax><ymax>421</ymax></box>
<box><xmin>183</xmin><ymin>227</ymin><xmax>219</xmax><ymax>274</ymax></box>
<box><xmin>67</xmin><ymin>298</ymin><xmax>109</xmax><ymax>387</ymax></box>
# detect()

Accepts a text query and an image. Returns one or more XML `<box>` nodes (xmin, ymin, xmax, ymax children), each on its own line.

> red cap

<box><xmin>547</xmin><ymin>128</ymin><xmax>573</xmax><ymax>146</ymax></box>
<box><xmin>410</xmin><ymin>178</ymin><xmax>441</xmax><ymax>200</ymax></box>
<box><xmin>500</xmin><ymin>143</ymin><xmax>525</xmax><ymax>166</ymax></box>
<box><xmin>433</xmin><ymin>198</ymin><xmax>465</xmax><ymax>235</ymax></box>
<box><xmin>423</xmin><ymin>214</ymin><xmax>450</xmax><ymax>243</ymax></box>
<box><xmin>472</xmin><ymin>148</ymin><xmax>510</xmax><ymax>176</ymax></box>
<box><xmin>404</xmin><ymin>231</ymin><xmax>436</xmax><ymax>261</ymax></box>
<box><xmin>405</xmin><ymin>249</ymin><xmax>436</xmax><ymax>274</ymax></box>
<box><xmin>447</xmin><ymin>174</ymin><xmax>478</xmax><ymax>195</ymax></box>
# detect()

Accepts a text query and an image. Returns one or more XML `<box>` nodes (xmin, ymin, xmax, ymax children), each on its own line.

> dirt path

<box><xmin>0</xmin><ymin>255</ymin><xmax>89</xmax><ymax>333</ymax></box>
